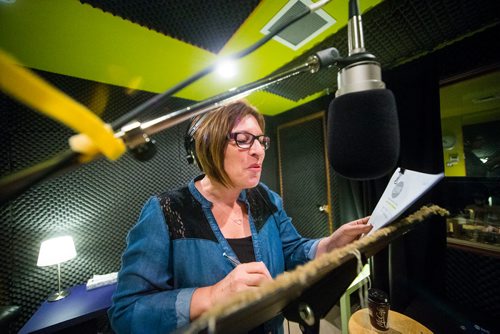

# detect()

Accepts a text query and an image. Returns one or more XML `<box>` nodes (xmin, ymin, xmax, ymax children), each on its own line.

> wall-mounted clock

<box><xmin>442</xmin><ymin>133</ymin><xmax>456</xmax><ymax>150</ymax></box>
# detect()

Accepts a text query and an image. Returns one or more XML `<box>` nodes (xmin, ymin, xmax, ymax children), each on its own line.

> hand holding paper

<box><xmin>367</xmin><ymin>168</ymin><xmax>444</xmax><ymax>235</ymax></box>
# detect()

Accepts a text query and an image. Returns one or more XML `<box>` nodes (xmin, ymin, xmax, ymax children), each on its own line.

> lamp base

<box><xmin>47</xmin><ymin>289</ymin><xmax>70</xmax><ymax>302</ymax></box>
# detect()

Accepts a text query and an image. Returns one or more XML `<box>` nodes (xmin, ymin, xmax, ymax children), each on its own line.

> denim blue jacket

<box><xmin>109</xmin><ymin>176</ymin><xmax>320</xmax><ymax>333</ymax></box>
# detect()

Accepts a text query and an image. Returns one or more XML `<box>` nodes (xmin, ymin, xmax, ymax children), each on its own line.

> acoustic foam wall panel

<box><xmin>0</xmin><ymin>70</ymin><xmax>201</xmax><ymax>332</ymax></box>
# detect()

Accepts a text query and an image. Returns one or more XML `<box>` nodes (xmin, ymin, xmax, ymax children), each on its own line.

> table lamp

<box><xmin>37</xmin><ymin>235</ymin><xmax>77</xmax><ymax>302</ymax></box>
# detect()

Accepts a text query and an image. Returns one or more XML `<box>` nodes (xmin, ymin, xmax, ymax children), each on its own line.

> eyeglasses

<box><xmin>227</xmin><ymin>132</ymin><xmax>271</xmax><ymax>150</ymax></box>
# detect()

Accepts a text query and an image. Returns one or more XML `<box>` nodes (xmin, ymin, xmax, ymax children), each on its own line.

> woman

<box><xmin>108</xmin><ymin>100</ymin><xmax>371</xmax><ymax>333</ymax></box>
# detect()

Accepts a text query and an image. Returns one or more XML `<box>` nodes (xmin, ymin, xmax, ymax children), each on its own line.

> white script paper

<box><xmin>367</xmin><ymin>167</ymin><xmax>444</xmax><ymax>235</ymax></box>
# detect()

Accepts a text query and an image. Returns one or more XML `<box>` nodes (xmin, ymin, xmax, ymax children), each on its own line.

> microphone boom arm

<box><xmin>0</xmin><ymin>46</ymin><xmax>341</xmax><ymax>204</ymax></box>
<box><xmin>116</xmin><ymin>47</ymin><xmax>343</xmax><ymax>154</ymax></box>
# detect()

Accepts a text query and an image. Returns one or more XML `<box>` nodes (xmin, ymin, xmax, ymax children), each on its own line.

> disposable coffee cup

<box><xmin>368</xmin><ymin>288</ymin><xmax>390</xmax><ymax>331</ymax></box>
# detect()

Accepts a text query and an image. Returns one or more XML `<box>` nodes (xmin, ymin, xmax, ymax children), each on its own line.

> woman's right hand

<box><xmin>190</xmin><ymin>262</ymin><xmax>272</xmax><ymax>320</ymax></box>
<box><xmin>209</xmin><ymin>262</ymin><xmax>272</xmax><ymax>306</ymax></box>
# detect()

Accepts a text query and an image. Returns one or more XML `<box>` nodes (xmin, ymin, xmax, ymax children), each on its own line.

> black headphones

<box><xmin>184</xmin><ymin>113</ymin><xmax>208</xmax><ymax>168</ymax></box>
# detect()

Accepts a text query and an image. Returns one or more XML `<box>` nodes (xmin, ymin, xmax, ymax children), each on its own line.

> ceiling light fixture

<box><xmin>215</xmin><ymin>59</ymin><xmax>238</xmax><ymax>79</ymax></box>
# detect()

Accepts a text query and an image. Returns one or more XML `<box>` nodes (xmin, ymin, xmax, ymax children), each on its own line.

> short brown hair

<box><xmin>193</xmin><ymin>100</ymin><xmax>265</xmax><ymax>187</ymax></box>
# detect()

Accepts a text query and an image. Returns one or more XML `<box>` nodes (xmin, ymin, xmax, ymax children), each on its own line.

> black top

<box><xmin>227</xmin><ymin>236</ymin><xmax>255</xmax><ymax>263</ymax></box>
<box><xmin>157</xmin><ymin>180</ymin><xmax>278</xmax><ymax>242</ymax></box>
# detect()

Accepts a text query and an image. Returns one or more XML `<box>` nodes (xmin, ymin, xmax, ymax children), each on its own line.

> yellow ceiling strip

<box><xmin>0</xmin><ymin>0</ymin><xmax>214</xmax><ymax>94</ymax></box>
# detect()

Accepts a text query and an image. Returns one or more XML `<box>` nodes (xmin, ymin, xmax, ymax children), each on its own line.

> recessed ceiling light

<box><xmin>215</xmin><ymin>59</ymin><xmax>237</xmax><ymax>79</ymax></box>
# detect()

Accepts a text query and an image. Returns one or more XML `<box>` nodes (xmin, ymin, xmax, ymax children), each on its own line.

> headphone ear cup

<box><xmin>184</xmin><ymin>133</ymin><xmax>195</xmax><ymax>165</ymax></box>
<box><xmin>184</xmin><ymin>117</ymin><xmax>203</xmax><ymax>170</ymax></box>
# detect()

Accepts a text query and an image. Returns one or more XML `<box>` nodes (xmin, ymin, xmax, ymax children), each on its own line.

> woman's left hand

<box><xmin>316</xmin><ymin>217</ymin><xmax>372</xmax><ymax>257</ymax></box>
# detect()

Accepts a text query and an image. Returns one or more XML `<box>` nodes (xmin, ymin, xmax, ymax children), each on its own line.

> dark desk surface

<box><xmin>19</xmin><ymin>283</ymin><xmax>116</xmax><ymax>334</ymax></box>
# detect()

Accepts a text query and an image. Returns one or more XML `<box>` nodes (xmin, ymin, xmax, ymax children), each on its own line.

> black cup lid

<box><xmin>368</xmin><ymin>288</ymin><xmax>389</xmax><ymax>304</ymax></box>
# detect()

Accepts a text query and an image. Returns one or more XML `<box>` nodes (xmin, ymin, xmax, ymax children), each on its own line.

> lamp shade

<box><xmin>37</xmin><ymin>236</ymin><xmax>77</xmax><ymax>267</ymax></box>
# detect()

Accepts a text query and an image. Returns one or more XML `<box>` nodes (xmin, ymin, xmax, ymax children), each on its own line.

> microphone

<box><xmin>327</xmin><ymin>0</ymin><xmax>399</xmax><ymax>180</ymax></box>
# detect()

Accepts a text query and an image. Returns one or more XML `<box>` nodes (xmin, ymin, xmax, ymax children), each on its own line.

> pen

<box><xmin>223</xmin><ymin>252</ymin><xmax>241</xmax><ymax>267</ymax></box>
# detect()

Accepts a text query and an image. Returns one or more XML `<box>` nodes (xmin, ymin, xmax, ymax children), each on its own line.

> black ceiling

<box><xmin>80</xmin><ymin>0</ymin><xmax>261</xmax><ymax>53</ymax></box>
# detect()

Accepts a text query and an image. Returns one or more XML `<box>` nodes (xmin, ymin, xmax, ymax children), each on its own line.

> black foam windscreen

<box><xmin>327</xmin><ymin>89</ymin><xmax>400</xmax><ymax>180</ymax></box>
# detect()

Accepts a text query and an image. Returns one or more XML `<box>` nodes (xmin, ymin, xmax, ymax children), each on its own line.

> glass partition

<box><xmin>440</xmin><ymin>68</ymin><xmax>500</xmax><ymax>254</ymax></box>
<box><xmin>440</xmin><ymin>69</ymin><xmax>500</xmax><ymax>178</ymax></box>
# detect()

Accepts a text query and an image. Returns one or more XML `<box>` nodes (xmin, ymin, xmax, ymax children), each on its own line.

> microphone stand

<box><xmin>0</xmin><ymin>1</ymin><xmax>337</xmax><ymax>205</ymax></box>
<box><xmin>0</xmin><ymin>0</ymin><xmax>379</xmax><ymax>205</ymax></box>
<box><xmin>114</xmin><ymin>51</ymin><xmax>332</xmax><ymax>159</ymax></box>
<box><xmin>0</xmin><ymin>46</ymin><xmax>344</xmax><ymax>205</ymax></box>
